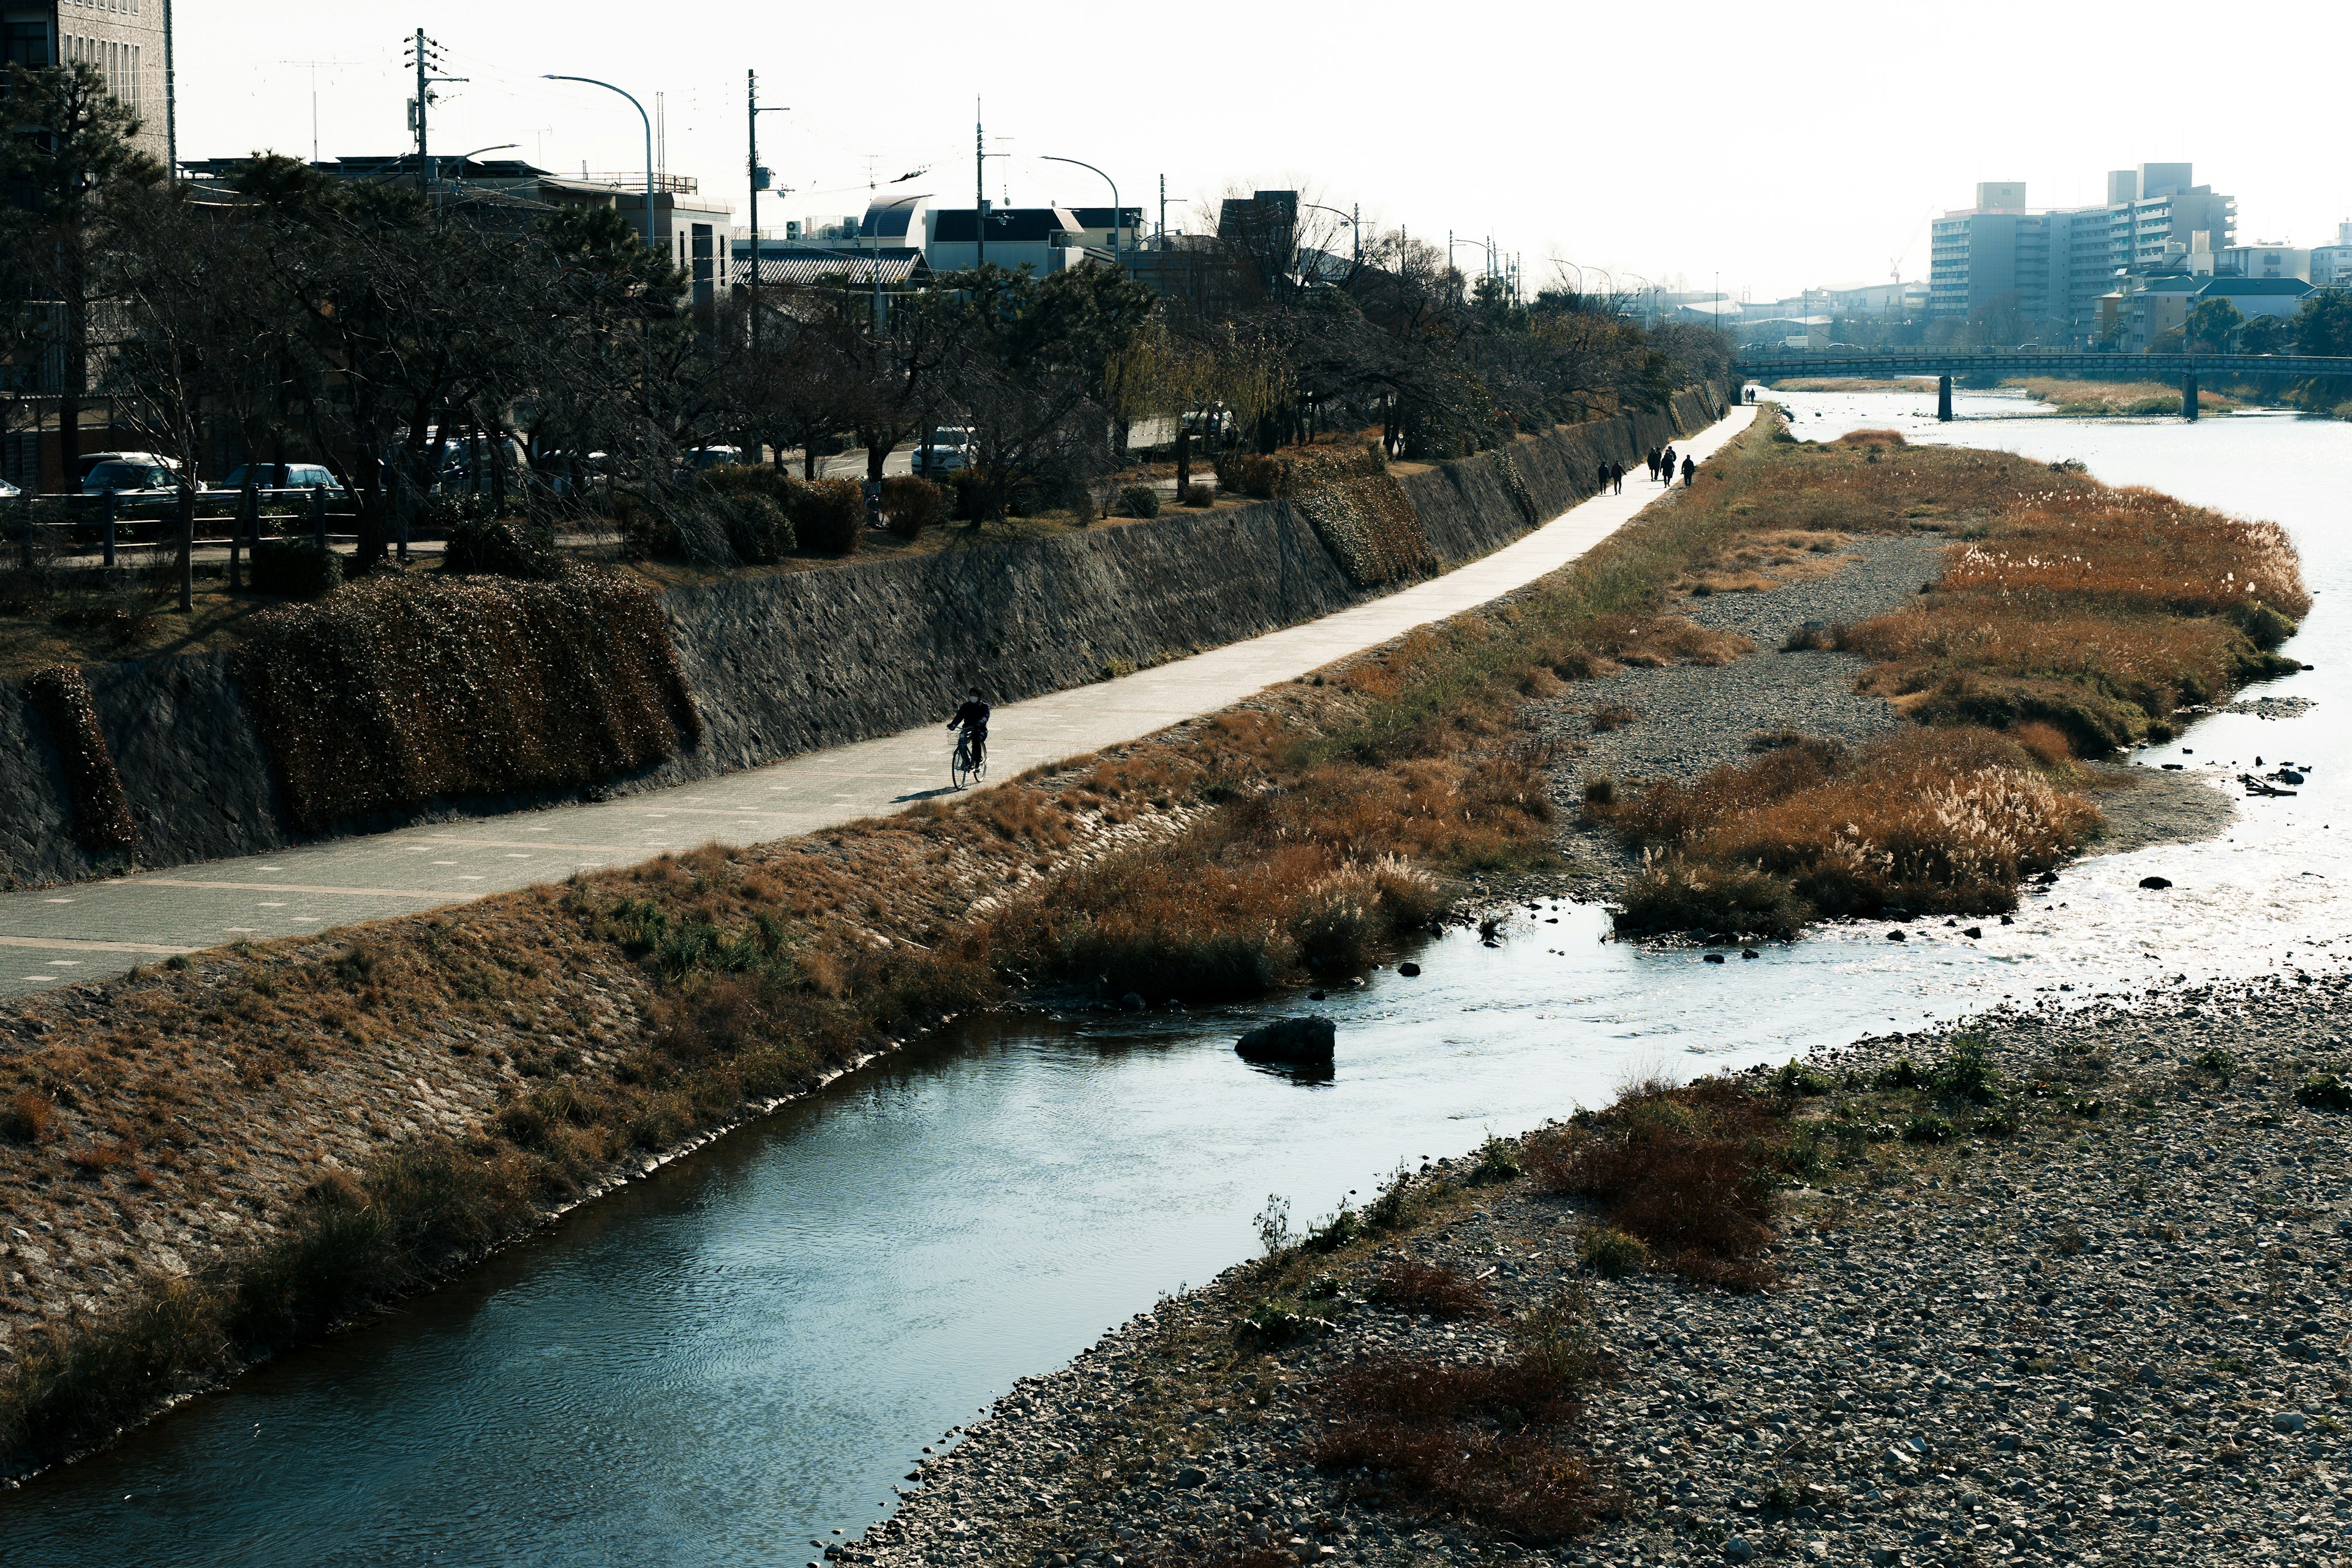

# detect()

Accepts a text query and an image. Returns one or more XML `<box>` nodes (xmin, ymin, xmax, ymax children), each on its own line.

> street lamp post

<box><xmin>544</xmin><ymin>73</ymin><xmax>658</xmax><ymax>492</ymax></box>
<box><xmin>544</xmin><ymin>74</ymin><xmax>656</xmax><ymax>249</ymax></box>
<box><xmin>1040</xmin><ymin>154</ymin><xmax>1120</xmax><ymax>271</ymax></box>
<box><xmin>1300</xmin><ymin>202</ymin><xmax>1360</xmax><ymax>270</ymax></box>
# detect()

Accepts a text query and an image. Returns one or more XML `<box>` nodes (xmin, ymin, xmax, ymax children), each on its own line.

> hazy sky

<box><xmin>177</xmin><ymin>0</ymin><xmax>2352</xmax><ymax>301</ymax></box>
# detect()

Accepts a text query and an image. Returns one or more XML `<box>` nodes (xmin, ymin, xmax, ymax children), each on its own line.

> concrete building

<box><xmin>920</xmin><ymin>206</ymin><xmax>1088</xmax><ymax>274</ymax></box>
<box><xmin>1929</xmin><ymin>163</ymin><xmax>2237</xmax><ymax>342</ymax></box>
<box><xmin>2198</xmin><ymin>276</ymin><xmax>2315</xmax><ymax>319</ymax></box>
<box><xmin>2314</xmin><ymin>224</ymin><xmax>2352</xmax><ymax>288</ymax></box>
<box><xmin>0</xmin><ymin>0</ymin><xmax>174</xmax><ymax>168</ymax></box>
<box><xmin>2216</xmin><ymin>243</ymin><xmax>2311</xmax><ymax>282</ymax></box>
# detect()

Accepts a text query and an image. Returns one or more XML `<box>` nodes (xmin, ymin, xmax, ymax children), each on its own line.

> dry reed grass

<box><xmin>1371</xmin><ymin>1259</ymin><xmax>1492</xmax><ymax>1319</ymax></box>
<box><xmin>1602</xmin><ymin>729</ymin><xmax>2098</xmax><ymax>931</ymax></box>
<box><xmin>2002</xmin><ymin>377</ymin><xmax>2240</xmax><ymax>415</ymax></box>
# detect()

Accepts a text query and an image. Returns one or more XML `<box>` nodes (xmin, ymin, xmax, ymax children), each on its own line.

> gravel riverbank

<box><xmin>844</xmin><ymin>971</ymin><xmax>2352</xmax><ymax>1568</ymax></box>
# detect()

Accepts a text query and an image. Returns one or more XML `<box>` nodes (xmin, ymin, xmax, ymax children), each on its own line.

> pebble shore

<box><xmin>844</xmin><ymin>973</ymin><xmax>2351</xmax><ymax>1568</ymax></box>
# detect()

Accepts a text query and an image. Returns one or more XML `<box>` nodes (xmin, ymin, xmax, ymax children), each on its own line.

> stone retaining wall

<box><xmin>0</xmin><ymin>388</ymin><xmax>1728</xmax><ymax>887</ymax></box>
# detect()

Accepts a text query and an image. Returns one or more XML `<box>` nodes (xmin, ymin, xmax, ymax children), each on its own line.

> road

<box><xmin>0</xmin><ymin>408</ymin><xmax>1754</xmax><ymax>997</ymax></box>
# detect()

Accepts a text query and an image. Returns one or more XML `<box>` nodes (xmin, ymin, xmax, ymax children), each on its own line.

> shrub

<box><xmin>24</xmin><ymin>663</ymin><xmax>138</xmax><ymax>853</ymax></box>
<box><xmin>1373</xmin><ymin>1259</ymin><xmax>1490</xmax><ymax>1317</ymax></box>
<box><xmin>1931</xmin><ymin>1035</ymin><xmax>2001</xmax><ymax>1102</ymax></box>
<box><xmin>1613</xmin><ymin>855</ymin><xmax>1808</xmax><ymax>940</ymax></box>
<box><xmin>724</xmin><ymin>494</ymin><xmax>793</xmax><ymax>564</ymax></box>
<box><xmin>236</xmin><ymin>572</ymin><xmax>701</xmax><ymax>832</ymax></box>
<box><xmin>1531</xmin><ymin>1077</ymin><xmax>1785</xmax><ymax>1290</ymax></box>
<box><xmin>2007</xmin><ymin>720</ymin><xmax>2074</xmax><ymax>766</ymax></box>
<box><xmin>880</xmin><ymin>475</ymin><xmax>943</xmax><ymax>541</ymax></box>
<box><xmin>1468</xmin><ymin>1132</ymin><xmax>1523</xmax><ymax>1185</ymax></box>
<box><xmin>249</xmin><ymin>538</ymin><xmax>343</xmax><ymax>599</ymax></box>
<box><xmin>1766</xmin><ymin>1058</ymin><xmax>1836</xmax><ymax>1098</ymax></box>
<box><xmin>2190</xmin><ymin>1046</ymin><xmax>2236</xmax><ymax>1082</ymax></box>
<box><xmin>443</xmin><ymin>518</ymin><xmax>562</xmax><ymax>580</ymax></box>
<box><xmin>1180</xmin><ymin>481</ymin><xmax>1215</xmax><ymax>507</ymax></box>
<box><xmin>1118</xmin><ymin>483</ymin><xmax>1161</xmax><ymax>519</ymax></box>
<box><xmin>1902</xmin><ymin>1113</ymin><xmax>1953</xmax><ymax>1144</ymax></box>
<box><xmin>793</xmin><ymin>478</ymin><xmax>866</xmax><ymax>554</ymax></box>
<box><xmin>2294</xmin><ymin>1074</ymin><xmax>2352</xmax><ymax>1113</ymax></box>
<box><xmin>0</xmin><ymin>1088</ymin><xmax>58</xmax><ymax>1144</ymax></box>
<box><xmin>700</xmin><ymin>463</ymin><xmax>799</xmax><ymax>507</ymax></box>
<box><xmin>1591</xmin><ymin>704</ymin><xmax>1636</xmax><ymax>732</ymax></box>
<box><xmin>1580</xmin><ymin>1226</ymin><xmax>1649</xmax><ymax>1278</ymax></box>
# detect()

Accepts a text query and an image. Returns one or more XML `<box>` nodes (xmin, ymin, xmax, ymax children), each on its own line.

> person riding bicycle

<box><xmin>949</xmin><ymin>689</ymin><xmax>990</xmax><ymax>748</ymax></box>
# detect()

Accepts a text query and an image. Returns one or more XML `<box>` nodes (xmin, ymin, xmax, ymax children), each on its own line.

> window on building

<box><xmin>2</xmin><ymin>20</ymin><xmax>53</xmax><ymax>67</ymax></box>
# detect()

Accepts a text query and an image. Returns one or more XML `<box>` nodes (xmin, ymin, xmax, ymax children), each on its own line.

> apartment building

<box><xmin>0</xmin><ymin>0</ymin><xmax>174</xmax><ymax>168</ymax></box>
<box><xmin>1928</xmin><ymin>164</ymin><xmax>2237</xmax><ymax>342</ymax></box>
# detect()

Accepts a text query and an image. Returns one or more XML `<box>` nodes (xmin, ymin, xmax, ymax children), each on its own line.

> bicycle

<box><xmin>952</xmin><ymin>727</ymin><xmax>989</xmax><ymax>790</ymax></box>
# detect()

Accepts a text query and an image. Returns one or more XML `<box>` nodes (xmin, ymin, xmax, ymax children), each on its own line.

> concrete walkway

<box><xmin>0</xmin><ymin>408</ymin><xmax>1756</xmax><ymax>998</ymax></box>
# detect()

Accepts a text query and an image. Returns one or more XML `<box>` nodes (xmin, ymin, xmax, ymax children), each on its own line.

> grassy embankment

<box><xmin>1589</xmin><ymin>426</ymin><xmax>2307</xmax><ymax>937</ymax></box>
<box><xmin>0</xmin><ymin>420</ymin><xmax>1759</xmax><ymax>1472</ymax></box>
<box><xmin>1768</xmin><ymin>377</ymin><xmax>1940</xmax><ymax>394</ymax></box>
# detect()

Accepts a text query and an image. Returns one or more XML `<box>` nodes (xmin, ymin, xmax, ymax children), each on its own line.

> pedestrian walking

<box><xmin>1611</xmin><ymin>461</ymin><xmax>1624</xmax><ymax>494</ymax></box>
<box><xmin>1660</xmin><ymin>445</ymin><xmax>1678</xmax><ymax>483</ymax></box>
<box><xmin>1645</xmin><ymin>450</ymin><xmax>1660</xmax><ymax>483</ymax></box>
<box><xmin>1681</xmin><ymin>455</ymin><xmax>1697</xmax><ymax>487</ymax></box>
<box><xmin>1596</xmin><ymin>461</ymin><xmax>1610</xmax><ymax>495</ymax></box>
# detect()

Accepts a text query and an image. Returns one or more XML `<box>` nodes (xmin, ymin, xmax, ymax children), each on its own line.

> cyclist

<box><xmin>949</xmin><ymin>688</ymin><xmax>990</xmax><ymax>767</ymax></box>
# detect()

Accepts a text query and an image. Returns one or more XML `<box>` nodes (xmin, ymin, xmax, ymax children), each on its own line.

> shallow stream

<box><xmin>7</xmin><ymin>392</ymin><xmax>2351</xmax><ymax>1564</ymax></box>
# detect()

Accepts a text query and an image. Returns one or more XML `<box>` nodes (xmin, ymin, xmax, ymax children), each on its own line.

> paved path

<box><xmin>0</xmin><ymin>409</ymin><xmax>1755</xmax><ymax>998</ymax></box>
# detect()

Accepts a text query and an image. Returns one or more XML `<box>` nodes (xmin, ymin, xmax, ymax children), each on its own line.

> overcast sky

<box><xmin>178</xmin><ymin>0</ymin><xmax>2352</xmax><ymax>302</ymax></box>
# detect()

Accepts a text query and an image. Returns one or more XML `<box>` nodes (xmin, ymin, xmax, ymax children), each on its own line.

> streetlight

<box><xmin>1447</xmin><ymin>233</ymin><xmax>1486</xmax><ymax>295</ymax></box>
<box><xmin>1300</xmin><ymin>202</ymin><xmax>1361</xmax><ymax>269</ymax></box>
<box><xmin>543</xmin><ymin>74</ymin><xmax>655</xmax><ymax>248</ymax></box>
<box><xmin>1040</xmin><ymin>154</ymin><xmax>1121</xmax><ymax>270</ymax></box>
<box><xmin>543</xmin><ymin>73</ymin><xmax>656</xmax><ymax>492</ymax></box>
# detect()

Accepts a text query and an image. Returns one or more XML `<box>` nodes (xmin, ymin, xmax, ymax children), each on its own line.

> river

<box><xmin>6</xmin><ymin>391</ymin><xmax>2350</xmax><ymax>1563</ymax></box>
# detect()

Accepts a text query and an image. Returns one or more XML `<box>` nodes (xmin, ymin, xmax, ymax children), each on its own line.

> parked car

<box><xmin>219</xmin><ymin>462</ymin><xmax>345</xmax><ymax>496</ymax></box>
<box><xmin>539</xmin><ymin>451</ymin><xmax>610</xmax><ymax>497</ymax></box>
<box><xmin>0</xmin><ymin>475</ymin><xmax>19</xmax><ymax>499</ymax></box>
<box><xmin>80</xmin><ymin>459</ymin><xmax>179</xmax><ymax>498</ymax></box>
<box><xmin>74</xmin><ymin>451</ymin><xmax>179</xmax><ymax>485</ymax></box>
<box><xmin>913</xmin><ymin>427</ymin><xmax>974</xmax><ymax>476</ymax></box>
<box><xmin>684</xmin><ymin>445</ymin><xmax>743</xmax><ymax>472</ymax></box>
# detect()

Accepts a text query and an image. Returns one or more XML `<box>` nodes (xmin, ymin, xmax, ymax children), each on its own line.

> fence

<box><xmin>4</xmin><ymin>487</ymin><xmax>417</xmax><ymax>587</ymax></box>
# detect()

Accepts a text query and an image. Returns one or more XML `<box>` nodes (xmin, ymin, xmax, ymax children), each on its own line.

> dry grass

<box><xmin>2002</xmin><ymin>377</ymin><xmax>2240</xmax><ymax>416</ymax></box>
<box><xmin>1840</xmin><ymin>480</ymin><xmax>2307</xmax><ymax>751</ymax></box>
<box><xmin>1601</xmin><ymin>729</ymin><xmax>2099</xmax><ymax>931</ymax></box>
<box><xmin>1305</xmin><ymin>1313</ymin><xmax>1605</xmax><ymax>1541</ymax></box>
<box><xmin>1371</xmin><ymin>1259</ymin><xmax>1492</xmax><ymax>1319</ymax></box>
<box><xmin>1766</xmin><ymin>377</ymin><xmax>1940</xmax><ymax>394</ymax></box>
<box><xmin>1528</xmin><ymin>1079</ymin><xmax>1790</xmax><ymax>1291</ymax></box>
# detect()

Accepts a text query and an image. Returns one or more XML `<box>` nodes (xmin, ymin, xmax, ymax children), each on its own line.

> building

<box><xmin>2215</xmin><ymin>243</ymin><xmax>2310</xmax><ymax>282</ymax></box>
<box><xmin>2314</xmin><ymin>224</ymin><xmax>2352</xmax><ymax>288</ymax></box>
<box><xmin>182</xmin><ymin>156</ymin><xmax>739</xmax><ymax>303</ymax></box>
<box><xmin>2198</xmin><ymin>276</ymin><xmax>2315</xmax><ymax>320</ymax></box>
<box><xmin>1068</xmin><ymin>206</ymin><xmax>1145</xmax><ymax>255</ymax></box>
<box><xmin>0</xmin><ymin>0</ymin><xmax>174</xmax><ymax>168</ymax></box>
<box><xmin>1928</xmin><ymin>164</ymin><xmax>2237</xmax><ymax>342</ymax></box>
<box><xmin>2100</xmin><ymin>274</ymin><xmax>2310</xmax><ymax>351</ymax></box>
<box><xmin>919</xmin><ymin>205</ymin><xmax>1088</xmax><ymax>274</ymax></box>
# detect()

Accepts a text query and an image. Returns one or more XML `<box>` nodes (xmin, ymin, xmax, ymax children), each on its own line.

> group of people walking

<box><xmin>1593</xmin><ymin>447</ymin><xmax>1697</xmax><ymax>498</ymax></box>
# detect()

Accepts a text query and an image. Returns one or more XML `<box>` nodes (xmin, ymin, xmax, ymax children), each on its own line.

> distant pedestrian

<box><xmin>1611</xmin><ymin>461</ymin><xmax>1624</xmax><ymax>494</ymax></box>
<box><xmin>1681</xmin><ymin>455</ymin><xmax>1697</xmax><ymax>486</ymax></box>
<box><xmin>1596</xmin><ymin>461</ymin><xmax>1609</xmax><ymax>495</ymax></box>
<box><xmin>1645</xmin><ymin>450</ymin><xmax>1660</xmax><ymax>483</ymax></box>
<box><xmin>1660</xmin><ymin>445</ymin><xmax>1677</xmax><ymax>483</ymax></box>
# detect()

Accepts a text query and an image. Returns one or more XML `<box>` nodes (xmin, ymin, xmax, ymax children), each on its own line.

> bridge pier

<box><xmin>1937</xmin><ymin>374</ymin><xmax>1953</xmax><ymax>423</ymax></box>
<box><xmin>2182</xmin><ymin>369</ymin><xmax>2199</xmax><ymax>422</ymax></box>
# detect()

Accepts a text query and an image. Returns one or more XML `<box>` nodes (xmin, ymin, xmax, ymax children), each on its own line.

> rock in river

<box><xmin>1235</xmin><ymin>1016</ymin><xmax>1335</xmax><ymax>1066</ymax></box>
<box><xmin>2139</xmin><ymin>875</ymin><xmax>2173</xmax><ymax>889</ymax></box>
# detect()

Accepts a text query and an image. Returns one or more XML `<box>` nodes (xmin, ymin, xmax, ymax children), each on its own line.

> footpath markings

<box><xmin>0</xmin><ymin>407</ymin><xmax>1757</xmax><ymax>999</ymax></box>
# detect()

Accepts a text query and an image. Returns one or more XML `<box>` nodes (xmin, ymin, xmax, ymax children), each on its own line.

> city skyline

<box><xmin>163</xmin><ymin>0</ymin><xmax>2352</xmax><ymax>302</ymax></box>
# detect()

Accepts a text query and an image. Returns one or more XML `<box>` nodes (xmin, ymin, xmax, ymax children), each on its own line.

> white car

<box><xmin>219</xmin><ymin>462</ymin><xmax>345</xmax><ymax>496</ymax></box>
<box><xmin>913</xmin><ymin>427</ymin><xmax>974</xmax><ymax>476</ymax></box>
<box><xmin>80</xmin><ymin>459</ymin><xmax>179</xmax><ymax>498</ymax></box>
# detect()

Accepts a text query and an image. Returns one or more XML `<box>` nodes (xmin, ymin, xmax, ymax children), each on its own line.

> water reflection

<box><xmin>8</xmin><ymin>394</ymin><xmax>2351</xmax><ymax>1564</ymax></box>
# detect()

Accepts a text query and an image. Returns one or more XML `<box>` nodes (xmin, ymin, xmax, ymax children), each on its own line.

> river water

<box><xmin>7</xmin><ymin>392</ymin><xmax>2350</xmax><ymax>1563</ymax></box>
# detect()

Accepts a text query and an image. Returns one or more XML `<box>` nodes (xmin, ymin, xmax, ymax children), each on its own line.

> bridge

<box><xmin>1733</xmin><ymin>347</ymin><xmax>2352</xmax><ymax>421</ymax></box>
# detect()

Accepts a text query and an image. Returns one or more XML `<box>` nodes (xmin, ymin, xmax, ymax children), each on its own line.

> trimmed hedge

<box><xmin>250</xmin><ymin>539</ymin><xmax>342</xmax><ymax>600</ymax></box>
<box><xmin>24</xmin><ymin>665</ymin><xmax>138</xmax><ymax>853</ymax></box>
<box><xmin>1117</xmin><ymin>484</ymin><xmax>1160</xmax><ymax>519</ymax></box>
<box><xmin>236</xmin><ymin>570</ymin><xmax>702</xmax><ymax>832</ymax></box>
<box><xmin>443</xmin><ymin>519</ymin><xmax>563</xmax><ymax>580</ymax></box>
<box><xmin>794</xmin><ymin>479</ymin><xmax>865</xmax><ymax>555</ymax></box>
<box><xmin>880</xmin><ymin>476</ymin><xmax>943</xmax><ymax>540</ymax></box>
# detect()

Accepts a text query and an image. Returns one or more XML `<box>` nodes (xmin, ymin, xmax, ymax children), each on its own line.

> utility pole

<box><xmin>403</xmin><ymin>30</ymin><xmax>464</xmax><ymax>203</ymax></box>
<box><xmin>1158</xmin><ymin>173</ymin><xmax>1167</xmax><ymax>249</ymax></box>
<box><xmin>747</xmin><ymin>70</ymin><xmax>786</xmax><ymax>349</ymax></box>
<box><xmin>974</xmin><ymin>101</ymin><xmax>986</xmax><ymax>268</ymax></box>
